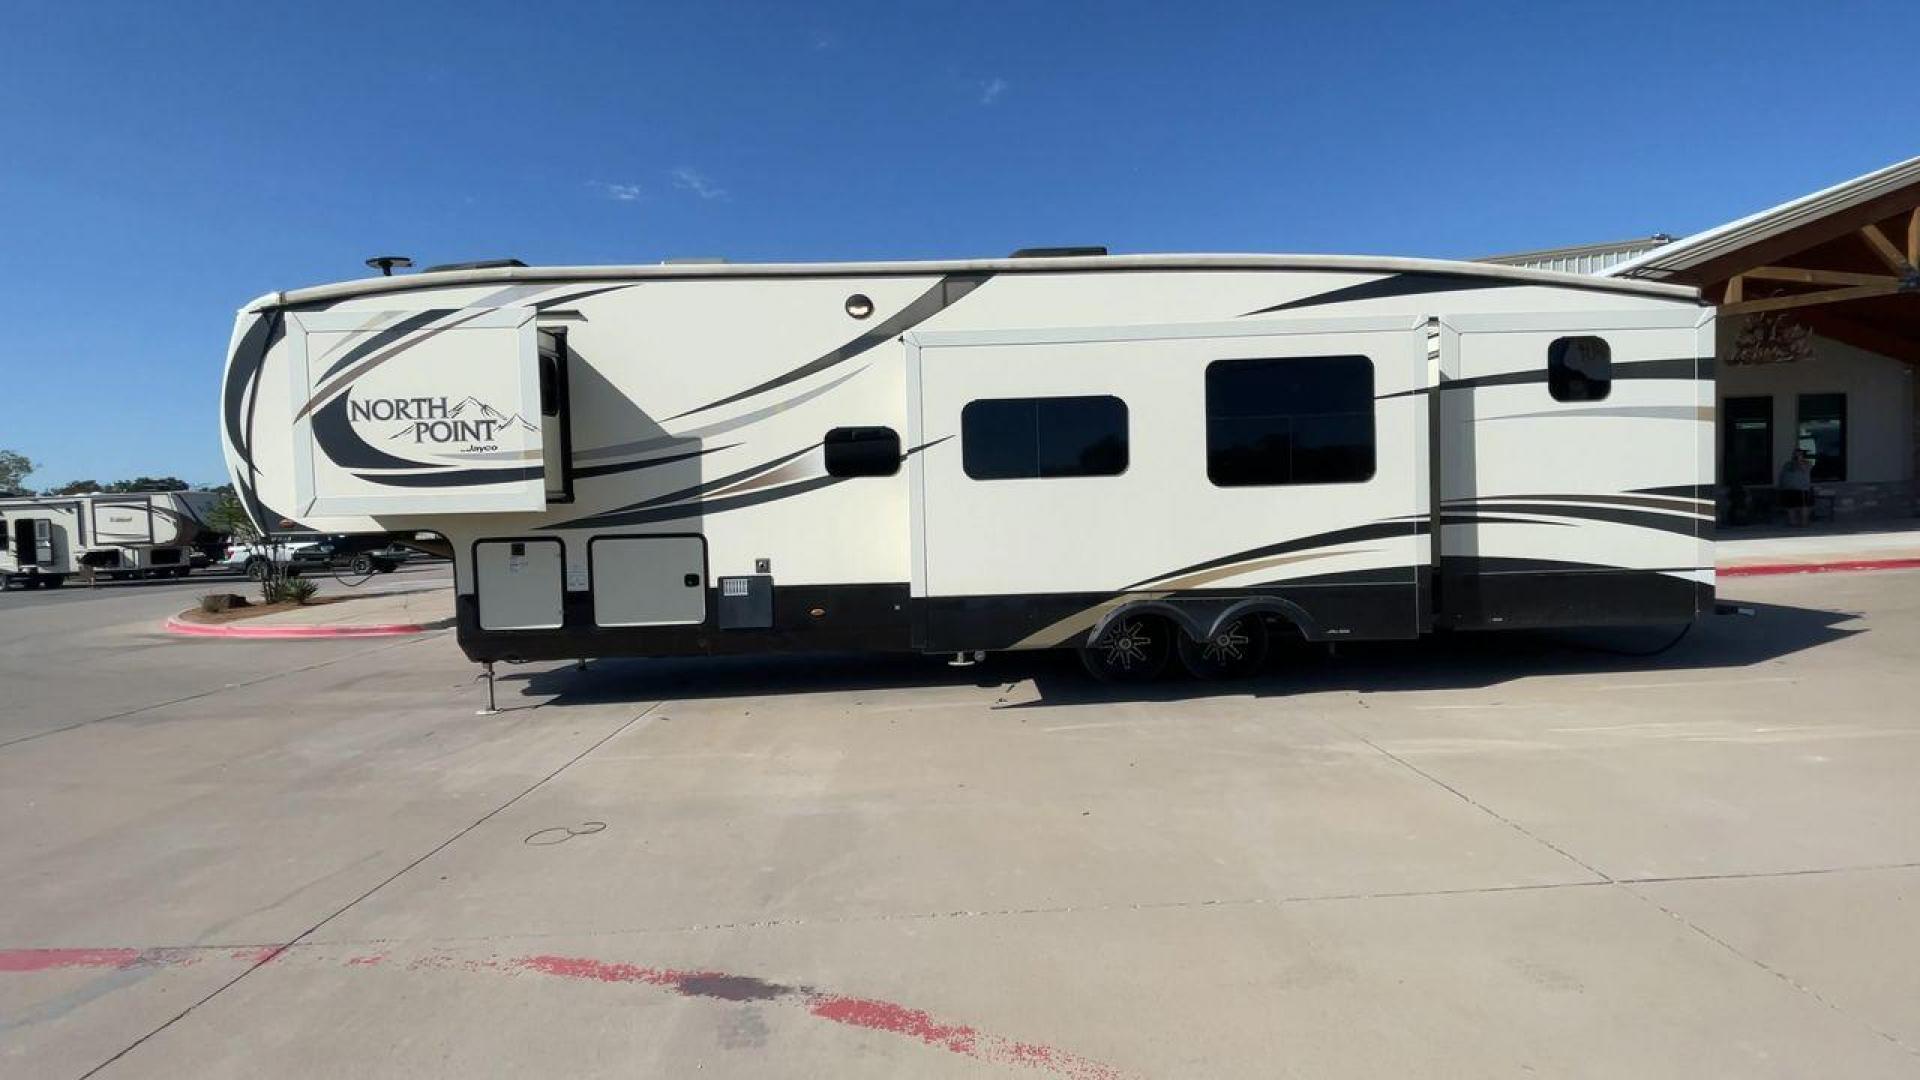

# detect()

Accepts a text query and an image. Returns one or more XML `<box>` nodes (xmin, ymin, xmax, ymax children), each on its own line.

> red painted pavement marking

<box><xmin>0</xmin><ymin>948</ymin><xmax>145</xmax><ymax>972</ymax></box>
<box><xmin>163</xmin><ymin>616</ymin><xmax>431</xmax><ymax>638</ymax></box>
<box><xmin>1719</xmin><ymin>557</ymin><xmax>1920</xmax><ymax>577</ymax></box>
<box><xmin>514</xmin><ymin>953</ymin><xmax>1128</xmax><ymax>1080</ymax></box>
<box><xmin>1</xmin><ymin>945</ymin><xmax>1130</xmax><ymax>1078</ymax></box>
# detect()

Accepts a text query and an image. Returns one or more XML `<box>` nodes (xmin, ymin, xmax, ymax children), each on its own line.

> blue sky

<box><xmin>1</xmin><ymin>0</ymin><xmax>1915</xmax><ymax>489</ymax></box>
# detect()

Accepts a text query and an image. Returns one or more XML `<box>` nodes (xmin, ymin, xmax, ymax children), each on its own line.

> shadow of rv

<box><xmin>509</xmin><ymin>599</ymin><xmax>1860</xmax><ymax>710</ymax></box>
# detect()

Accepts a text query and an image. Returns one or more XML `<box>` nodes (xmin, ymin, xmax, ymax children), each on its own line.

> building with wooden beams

<box><xmin>1487</xmin><ymin>155</ymin><xmax>1920</xmax><ymax>523</ymax></box>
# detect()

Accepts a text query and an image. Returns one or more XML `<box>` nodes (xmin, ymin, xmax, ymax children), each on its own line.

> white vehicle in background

<box><xmin>219</xmin><ymin>538</ymin><xmax>318</xmax><ymax>581</ymax></box>
<box><xmin>1</xmin><ymin>490</ymin><xmax>223</xmax><ymax>589</ymax></box>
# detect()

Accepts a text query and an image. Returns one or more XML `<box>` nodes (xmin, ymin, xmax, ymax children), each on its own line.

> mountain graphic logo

<box><xmin>444</xmin><ymin>397</ymin><xmax>538</xmax><ymax>434</ymax></box>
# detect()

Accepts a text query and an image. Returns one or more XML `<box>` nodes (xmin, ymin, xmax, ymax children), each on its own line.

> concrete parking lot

<box><xmin>3</xmin><ymin>569</ymin><xmax>1918</xmax><ymax>1078</ymax></box>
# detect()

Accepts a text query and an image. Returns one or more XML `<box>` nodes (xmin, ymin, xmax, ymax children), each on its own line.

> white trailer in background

<box><xmin>0</xmin><ymin>490</ymin><xmax>223</xmax><ymax>588</ymax></box>
<box><xmin>221</xmin><ymin>252</ymin><xmax>1715</xmax><ymax>680</ymax></box>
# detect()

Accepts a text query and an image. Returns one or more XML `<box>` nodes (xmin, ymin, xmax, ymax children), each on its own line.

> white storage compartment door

<box><xmin>590</xmin><ymin>536</ymin><xmax>707</xmax><ymax>626</ymax></box>
<box><xmin>288</xmin><ymin>307</ymin><xmax>548</xmax><ymax>517</ymax></box>
<box><xmin>476</xmin><ymin>538</ymin><xmax>565</xmax><ymax>630</ymax></box>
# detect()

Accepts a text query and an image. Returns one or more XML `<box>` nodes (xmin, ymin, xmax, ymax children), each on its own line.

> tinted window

<box><xmin>1206</xmin><ymin>356</ymin><xmax>1374</xmax><ymax>486</ymax></box>
<box><xmin>823</xmin><ymin>426</ymin><xmax>901</xmax><ymax>477</ymax></box>
<box><xmin>1796</xmin><ymin>393</ymin><xmax>1846</xmax><ymax>481</ymax></box>
<box><xmin>962</xmin><ymin>396</ymin><xmax>1128</xmax><ymax>480</ymax></box>
<box><xmin>1549</xmin><ymin>336</ymin><xmax>1611</xmax><ymax>402</ymax></box>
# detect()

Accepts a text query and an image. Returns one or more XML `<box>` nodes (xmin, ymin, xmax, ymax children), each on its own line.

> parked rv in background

<box><xmin>222</xmin><ymin>252</ymin><xmax>1714</xmax><ymax>680</ymax></box>
<box><xmin>0</xmin><ymin>490</ymin><xmax>225</xmax><ymax>588</ymax></box>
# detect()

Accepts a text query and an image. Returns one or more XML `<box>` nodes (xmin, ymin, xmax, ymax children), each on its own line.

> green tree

<box><xmin>45</xmin><ymin>479</ymin><xmax>103</xmax><ymax>496</ymax></box>
<box><xmin>106</xmin><ymin>476</ymin><xmax>190</xmax><ymax>493</ymax></box>
<box><xmin>0</xmin><ymin>449</ymin><xmax>35</xmax><ymax>495</ymax></box>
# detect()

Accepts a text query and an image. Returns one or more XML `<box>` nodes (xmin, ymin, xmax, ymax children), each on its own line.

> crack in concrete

<box><xmin>1346</xmin><ymin>720</ymin><xmax>1920</xmax><ymax>1062</ymax></box>
<box><xmin>0</xmin><ymin>635</ymin><xmax>438</xmax><ymax>751</ymax></box>
<box><xmin>76</xmin><ymin>697</ymin><xmax>664</xmax><ymax>1078</ymax></box>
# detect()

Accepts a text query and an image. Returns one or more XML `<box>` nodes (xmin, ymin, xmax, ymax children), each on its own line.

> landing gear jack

<box><xmin>477</xmin><ymin>661</ymin><xmax>498</xmax><ymax>715</ymax></box>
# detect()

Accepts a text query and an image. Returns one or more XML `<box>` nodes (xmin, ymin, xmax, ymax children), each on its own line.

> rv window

<box><xmin>962</xmin><ymin>396</ymin><xmax>1128</xmax><ymax>480</ymax></box>
<box><xmin>824</xmin><ymin>427</ymin><xmax>902</xmax><ymax>477</ymax></box>
<box><xmin>1549</xmin><ymin>336</ymin><xmax>1611</xmax><ymax>402</ymax></box>
<box><xmin>538</xmin><ymin>354</ymin><xmax>561</xmax><ymax>417</ymax></box>
<box><xmin>1206</xmin><ymin>356</ymin><xmax>1374</xmax><ymax>486</ymax></box>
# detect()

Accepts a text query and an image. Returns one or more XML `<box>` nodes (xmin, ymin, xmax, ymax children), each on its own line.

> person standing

<box><xmin>1778</xmin><ymin>447</ymin><xmax>1814</xmax><ymax>526</ymax></box>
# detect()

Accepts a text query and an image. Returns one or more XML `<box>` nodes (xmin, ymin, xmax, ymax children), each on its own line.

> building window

<box><xmin>1722</xmin><ymin>396</ymin><xmax>1773</xmax><ymax>486</ymax></box>
<box><xmin>961</xmin><ymin>396</ymin><xmax>1128</xmax><ymax>480</ymax></box>
<box><xmin>1796</xmin><ymin>393</ymin><xmax>1846</xmax><ymax>481</ymax></box>
<box><xmin>1205</xmin><ymin>355</ymin><xmax>1374</xmax><ymax>486</ymax></box>
<box><xmin>823</xmin><ymin>427</ymin><xmax>901</xmax><ymax>477</ymax></box>
<box><xmin>1549</xmin><ymin>336</ymin><xmax>1612</xmax><ymax>402</ymax></box>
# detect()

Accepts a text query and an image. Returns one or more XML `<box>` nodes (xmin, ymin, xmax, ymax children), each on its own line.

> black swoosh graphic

<box><xmin>1377</xmin><ymin>356</ymin><xmax>1711</xmax><ymax>400</ymax></box>
<box><xmin>313</xmin><ymin>395</ymin><xmax>451</xmax><ymax>471</ymax></box>
<box><xmin>1455</xmin><ymin>501</ymin><xmax>1703</xmax><ymax>538</ymax></box>
<box><xmin>351</xmin><ymin>467</ymin><xmax>544</xmax><ymax>488</ymax></box>
<box><xmin>319</xmin><ymin>309</ymin><xmax>455</xmax><ymax>381</ymax></box>
<box><xmin>1241</xmin><ymin>273</ymin><xmax>1504</xmax><ymax>317</ymax></box>
<box><xmin>1450</xmin><ymin>492</ymin><xmax>1711</xmax><ymax>514</ymax></box>
<box><xmin>668</xmin><ymin>272</ymin><xmax>992</xmax><ymax>421</ymax></box>
<box><xmin>572</xmin><ymin>444</ymin><xmax>734</xmax><ymax>481</ymax></box>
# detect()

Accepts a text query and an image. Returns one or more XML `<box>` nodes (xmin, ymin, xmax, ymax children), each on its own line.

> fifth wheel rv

<box><xmin>0</xmin><ymin>490</ymin><xmax>223</xmax><ymax>588</ymax></box>
<box><xmin>220</xmin><ymin>252</ymin><xmax>1714</xmax><ymax>680</ymax></box>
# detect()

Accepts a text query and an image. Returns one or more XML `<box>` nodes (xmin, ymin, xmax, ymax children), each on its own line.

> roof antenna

<box><xmin>365</xmin><ymin>255</ymin><xmax>414</xmax><ymax>277</ymax></box>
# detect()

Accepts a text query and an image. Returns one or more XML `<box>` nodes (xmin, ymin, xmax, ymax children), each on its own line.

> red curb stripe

<box><xmin>163</xmin><ymin>615</ymin><xmax>431</xmax><ymax>638</ymax></box>
<box><xmin>1719</xmin><ymin>557</ymin><xmax>1920</xmax><ymax>578</ymax></box>
<box><xmin>513</xmin><ymin>953</ymin><xmax>1128</xmax><ymax>1079</ymax></box>
<box><xmin>0</xmin><ymin>945</ymin><xmax>1131</xmax><ymax>1078</ymax></box>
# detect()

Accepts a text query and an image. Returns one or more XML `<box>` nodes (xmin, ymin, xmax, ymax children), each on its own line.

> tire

<box><xmin>42</xmin><ymin>575</ymin><xmax>66</xmax><ymax>589</ymax></box>
<box><xmin>1078</xmin><ymin>614</ymin><xmax>1174</xmax><ymax>683</ymax></box>
<box><xmin>349</xmin><ymin>553</ymin><xmax>376</xmax><ymax>576</ymax></box>
<box><xmin>1177</xmin><ymin>614</ymin><xmax>1270</xmax><ymax>680</ymax></box>
<box><xmin>375</xmin><ymin>559</ymin><xmax>397</xmax><ymax>574</ymax></box>
<box><xmin>245</xmin><ymin>558</ymin><xmax>271</xmax><ymax>582</ymax></box>
<box><xmin>171</xmin><ymin>567</ymin><xmax>191</xmax><ymax>579</ymax></box>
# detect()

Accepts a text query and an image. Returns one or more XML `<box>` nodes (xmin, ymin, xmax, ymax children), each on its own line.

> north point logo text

<box><xmin>349</xmin><ymin>396</ymin><xmax>535</xmax><ymax>445</ymax></box>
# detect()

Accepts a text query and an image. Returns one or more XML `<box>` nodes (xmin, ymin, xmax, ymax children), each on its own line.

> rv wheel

<box><xmin>349</xmin><ymin>553</ymin><xmax>376</xmax><ymax>576</ymax></box>
<box><xmin>41</xmin><ymin>575</ymin><xmax>66</xmax><ymax>590</ymax></box>
<box><xmin>1177</xmin><ymin>615</ymin><xmax>1269</xmax><ymax>680</ymax></box>
<box><xmin>245</xmin><ymin>558</ymin><xmax>271</xmax><ymax>582</ymax></box>
<box><xmin>1079</xmin><ymin>615</ymin><xmax>1173</xmax><ymax>682</ymax></box>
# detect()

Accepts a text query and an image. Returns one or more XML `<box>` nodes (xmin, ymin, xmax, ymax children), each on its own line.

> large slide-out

<box><xmin>0</xmin><ymin>490</ymin><xmax>223</xmax><ymax>588</ymax></box>
<box><xmin>221</xmin><ymin>254</ymin><xmax>1713</xmax><ymax>678</ymax></box>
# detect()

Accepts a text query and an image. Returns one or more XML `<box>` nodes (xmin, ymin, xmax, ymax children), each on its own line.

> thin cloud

<box><xmin>811</xmin><ymin>29</ymin><xmax>837</xmax><ymax>50</ymax></box>
<box><xmin>978</xmin><ymin>77</ymin><xmax>1008</xmax><ymax>105</ymax></box>
<box><xmin>671</xmin><ymin>167</ymin><xmax>727</xmax><ymax>201</ymax></box>
<box><xmin>589</xmin><ymin>180</ymin><xmax>643</xmax><ymax>202</ymax></box>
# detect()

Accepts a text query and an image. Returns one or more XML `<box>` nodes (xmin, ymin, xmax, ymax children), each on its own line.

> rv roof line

<box><xmin>661</xmin><ymin>257</ymin><xmax>730</xmax><ymax>265</ymax></box>
<box><xmin>418</xmin><ymin>258</ymin><xmax>529</xmax><ymax>273</ymax></box>
<box><xmin>242</xmin><ymin>253</ymin><xmax>1705</xmax><ymax>312</ymax></box>
<box><xmin>1010</xmin><ymin>246</ymin><xmax>1108</xmax><ymax>258</ymax></box>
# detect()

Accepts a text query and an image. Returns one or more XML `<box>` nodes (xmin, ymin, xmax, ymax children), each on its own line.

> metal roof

<box><xmin>1479</xmin><ymin>236</ymin><xmax>1674</xmax><ymax>276</ymax></box>
<box><xmin>1604</xmin><ymin>154</ymin><xmax>1920</xmax><ymax>279</ymax></box>
<box><xmin>247</xmin><ymin>252</ymin><xmax>1699</xmax><ymax>312</ymax></box>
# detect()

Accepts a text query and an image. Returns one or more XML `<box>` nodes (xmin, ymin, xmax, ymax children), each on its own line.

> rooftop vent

<box><xmin>1009</xmin><ymin>246</ymin><xmax>1108</xmax><ymax>258</ymax></box>
<box><xmin>418</xmin><ymin>258</ymin><xmax>529</xmax><ymax>273</ymax></box>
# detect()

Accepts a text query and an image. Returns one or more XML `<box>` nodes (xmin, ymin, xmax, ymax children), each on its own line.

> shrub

<box><xmin>284</xmin><ymin>577</ymin><xmax>320</xmax><ymax>605</ymax></box>
<box><xmin>200</xmin><ymin>593</ymin><xmax>248</xmax><ymax>613</ymax></box>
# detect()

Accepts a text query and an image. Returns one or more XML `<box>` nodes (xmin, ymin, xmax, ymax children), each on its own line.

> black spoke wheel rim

<box><xmin>1080</xmin><ymin>616</ymin><xmax>1172</xmax><ymax>682</ymax></box>
<box><xmin>1177</xmin><ymin>615</ymin><xmax>1271</xmax><ymax>679</ymax></box>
